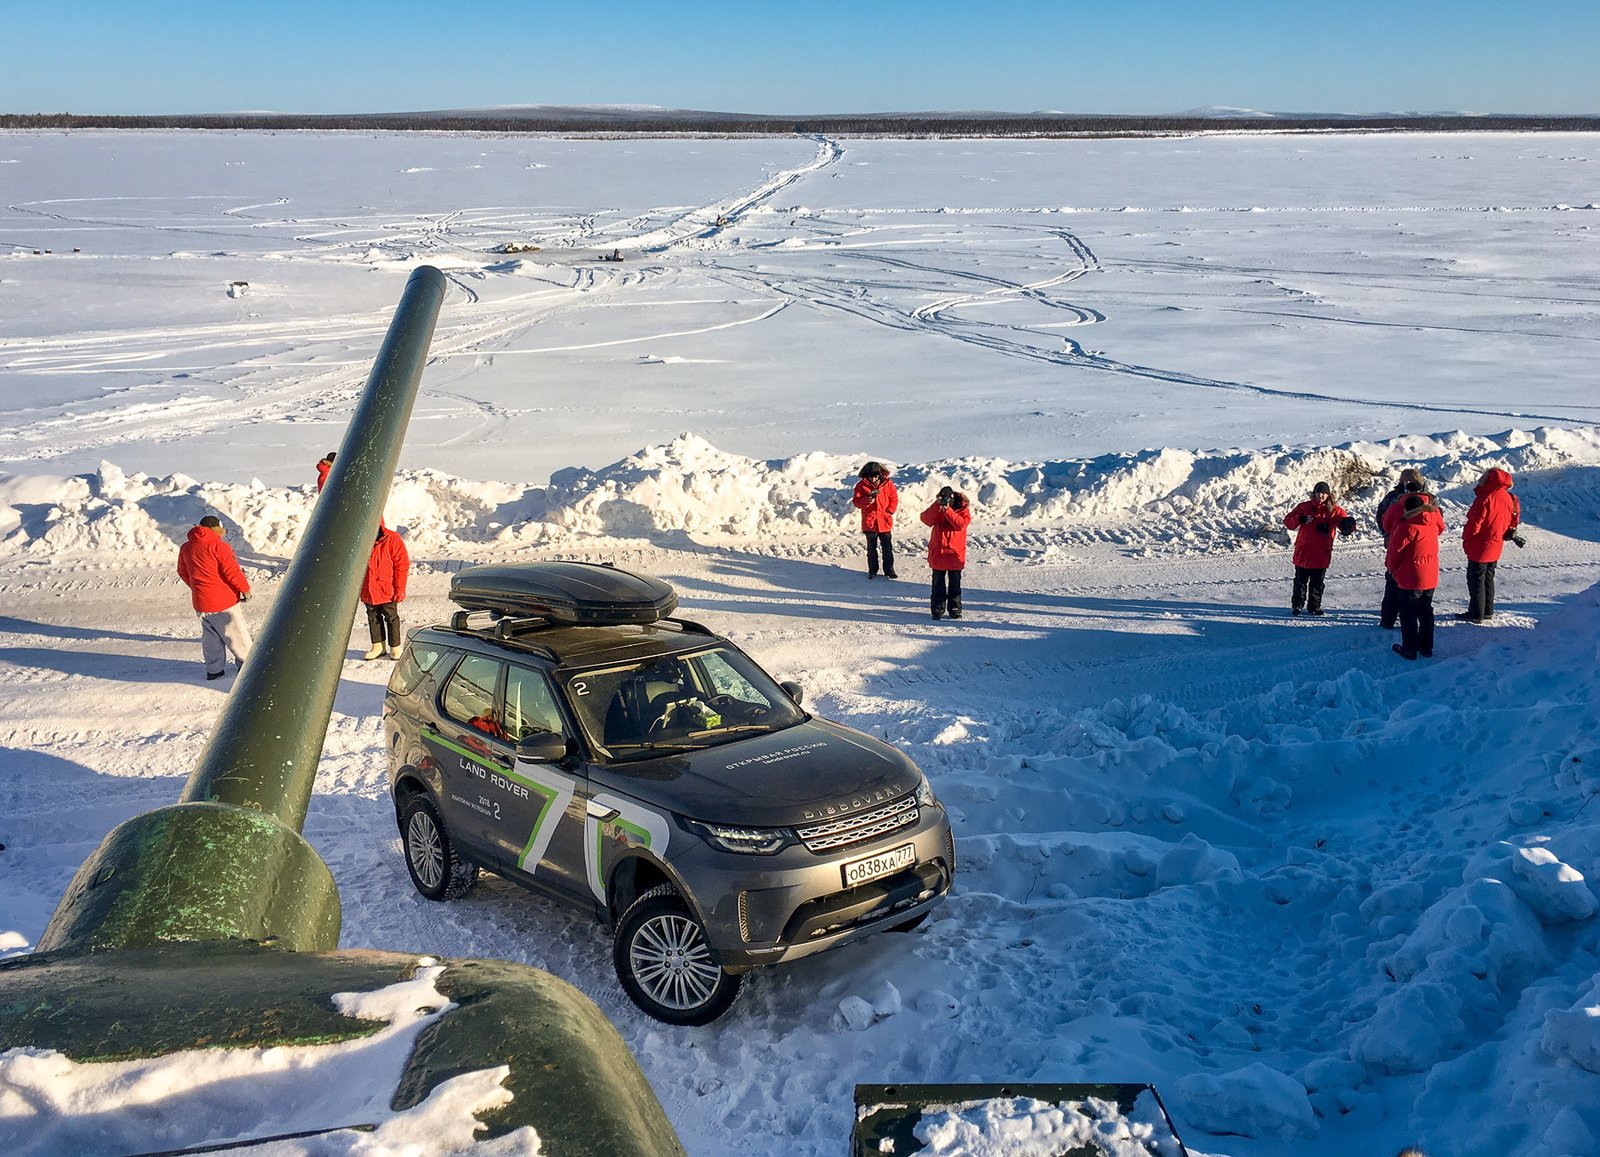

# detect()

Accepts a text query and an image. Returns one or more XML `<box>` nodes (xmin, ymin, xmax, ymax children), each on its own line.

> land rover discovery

<box><xmin>383</xmin><ymin>561</ymin><xmax>954</xmax><ymax>1024</ymax></box>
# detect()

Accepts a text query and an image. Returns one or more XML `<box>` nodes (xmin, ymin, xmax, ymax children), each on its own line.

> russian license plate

<box><xmin>842</xmin><ymin>843</ymin><xmax>915</xmax><ymax>887</ymax></box>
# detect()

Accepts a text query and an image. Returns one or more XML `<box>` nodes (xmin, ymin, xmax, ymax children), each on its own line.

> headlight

<box><xmin>683</xmin><ymin>818</ymin><xmax>796</xmax><ymax>855</ymax></box>
<box><xmin>914</xmin><ymin>776</ymin><xmax>938</xmax><ymax>809</ymax></box>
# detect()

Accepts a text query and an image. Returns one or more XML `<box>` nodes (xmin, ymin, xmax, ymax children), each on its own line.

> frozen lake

<box><xmin>2</xmin><ymin>129</ymin><xmax>1597</xmax><ymax>486</ymax></box>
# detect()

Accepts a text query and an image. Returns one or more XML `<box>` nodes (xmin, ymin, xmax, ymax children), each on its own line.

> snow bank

<box><xmin>3</xmin><ymin>425</ymin><xmax>1596</xmax><ymax>560</ymax></box>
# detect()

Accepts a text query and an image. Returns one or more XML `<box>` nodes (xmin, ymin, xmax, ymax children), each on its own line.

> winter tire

<box><xmin>401</xmin><ymin>795</ymin><xmax>478</xmax><ymax>901</ymax></box>
<box><xmin>613</xmin><ymin>884</ymin><xmax>741</xmax><ymax>1025</ymax></box>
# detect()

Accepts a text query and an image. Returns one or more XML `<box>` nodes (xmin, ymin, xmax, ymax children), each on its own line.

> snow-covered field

<box><xmin>3</xmin><ymin>129</ymin><xmax>1600</xmax><ymax>1156</ymax></box>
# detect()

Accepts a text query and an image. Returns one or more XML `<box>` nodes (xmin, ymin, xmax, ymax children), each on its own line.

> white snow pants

<box><xmin>198</xmin><ymin>605</ymin><xmax>253</xmax><ymax>674</ymax></box>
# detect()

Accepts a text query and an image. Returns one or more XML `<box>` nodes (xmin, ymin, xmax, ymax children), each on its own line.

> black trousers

<box><xmin>366</xmin><ymin>601</ymin><xmax>401</xmax><ymax>646</ymax></box>
<box><xmin>865</xmin><ymin>532</ymin><xmax>896</xmax><ymax>577</ymax></box>
<box><xmin>1398</xmin><ymin>588</ymin><xmax>1435</xmax><ymax>656</ymax></box>
<box><xmin>1379</xmin><ymin>569</ymin><xmax>1401</xmax><ymax>628</ymax></box>
<box><xmin>1292</xmin><ymin>566</ymin><xmax>1326</xmax><ymax>612</ymax></box>
<box><xmin>1466</xmin><ymin>560</ymin><xmax>1497</xmax><ymax>620</ymax></box>
<box><xmin>932</xmin><ymin>569</ymin><xmax>963</xmax><ymax>617</ymax></box>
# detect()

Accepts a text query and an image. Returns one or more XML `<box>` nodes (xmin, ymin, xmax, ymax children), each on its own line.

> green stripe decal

<box><xmin>594</xmin><ymin>816</ymin><xmax>651</xmax><ymax>879</ymax></box>
<box><xmin>427</xmin><ymin>730</ymin><xmax>561</xmax><ymax>871</ymax></box>
<box><xmin>517</xmin><ymin>782</ymin><xmax>560</xmax><ymax>870</ymax></box>
<box><xmin>427</xmin><ymin>729</ymin><xmax>504</xmax><ymax>769</ymax></box>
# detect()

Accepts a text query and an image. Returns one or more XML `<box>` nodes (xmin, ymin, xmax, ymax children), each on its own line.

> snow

<box><xmin>2</xmin><ymin>129</ymin><xmax>1600</xmax><ymax>1156</ymax></box>
<box><xmin>0</xmin><ymin>964</ymin><xmax>541</xmax><ymax>1156</ymax></box>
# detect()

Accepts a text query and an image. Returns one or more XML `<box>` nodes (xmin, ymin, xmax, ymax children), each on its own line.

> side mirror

<box><xmin>516</xmin><ymin>732</ymin><xmax>569</xmax><ymax>763</ymax></box>
<box><xmin>780</xmin><ymin>680</ymin><xmax>804</xmax><ymax>706</ymax></box>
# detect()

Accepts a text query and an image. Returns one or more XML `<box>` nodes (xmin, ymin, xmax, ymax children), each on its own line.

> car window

<box><xmin>389</xmin><ymin>641</ymin><xmax>445</xmax><ymax>696</ymax></box>
<box><xmin>565</xmin><ymin>646</ymin><xmax>804</xmax><ymax>760</ymax></box>
<box><xmin>441</xmin><ymin>654</ymin><xmax>506</xmax><ymax>740</ymax></box>
<box><xmin>503</xmin><ymin>665</ymin><xmax>567</xmax><ymax>742</ymax></box>
<box><xmin>696</xmin><ymin>650</ymin><xmax>775</xmax><ymax>710</ymax></box>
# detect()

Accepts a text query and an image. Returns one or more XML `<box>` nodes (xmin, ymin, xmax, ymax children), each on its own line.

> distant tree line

<box><xmin>4</xmin><ymin>112</ymin><xmax>1598</xmax><ymax>136</ymax></box>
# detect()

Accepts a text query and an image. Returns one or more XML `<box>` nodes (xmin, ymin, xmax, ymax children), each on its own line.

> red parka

<box><xmin>1386</xmin><ymin>501</ymin><xmax>1447</xmax><ymax>591</ymax></box>
<box><xmin>852</xmin><ymin>476</ymin><xmax>898</xmax><ymax>533</ymax></box>
<box><xmin>1284</xmin><ymin>497</ymin><xmax>1349</xmax><ymax>570</ymax></box>
<box><xmin>1462</xmin><ymin>468</ymin><xmax>1520</xmax><ymax>563</ymax></box>
<box><xmin>177</xmin><ymin>524</ymin><xmax>250</xmax><ymax>613</ymax></box>
<box><xmin>315</xmin><ymin>458</ymin><xmax>332</xmax><ymax>492</ymax></box>
<box><xmin>361</xmin><ymin>527</ymin><xmax>410</xmax><ymax>606</ymax></box>
<box><xmin>921</xmin><ymin>500</ymin><xmax>971</xmax><ymax>570</ymax></box>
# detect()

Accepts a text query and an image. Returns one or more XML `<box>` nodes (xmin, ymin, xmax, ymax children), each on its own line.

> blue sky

<box><xmin>6</xmin><ymin>1</ymin><xmax>1597</xmax><ymax>116</ymax></box>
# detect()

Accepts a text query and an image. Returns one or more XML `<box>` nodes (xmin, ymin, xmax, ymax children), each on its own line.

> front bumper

<box><xmin>674</xmin><ymin>808</ymin><xmax>954</xmax><ymax>971</ymax></box>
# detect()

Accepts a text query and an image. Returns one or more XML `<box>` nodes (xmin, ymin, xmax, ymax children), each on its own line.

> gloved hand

<box><xmin>1297</xmin><ymin>513</ymin><xmax>1309</xmax><ymax>526</ymax></box>
<box><xmin>1508</xmin><ymin>531</ymin><xmax>1526</xmax><ymax>548</ymax></box>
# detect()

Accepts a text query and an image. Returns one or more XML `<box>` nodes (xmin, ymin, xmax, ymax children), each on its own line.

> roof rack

<box><xmin>447</xmin><ymin>609</ymin><xmax>559</xmax><ymax>659</ymax></box>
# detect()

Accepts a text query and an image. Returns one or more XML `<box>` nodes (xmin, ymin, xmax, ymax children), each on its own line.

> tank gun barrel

<box><xmin>37</xmin><ymin>264</ymin><xmax>446</xmax><ymax>956</ymax></box>
<box><xmin>183</xmin><ymin>264</ymin><xmax>445</xmax><ymax>828</ymax></box>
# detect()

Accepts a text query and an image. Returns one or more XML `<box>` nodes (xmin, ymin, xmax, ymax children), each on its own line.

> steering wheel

<box><xmin>647</xmin><ymin>697</ymin><xmax>702</xmax><ymax>734</ymax></box>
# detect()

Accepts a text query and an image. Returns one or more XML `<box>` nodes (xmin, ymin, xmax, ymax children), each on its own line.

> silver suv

<box><xmin>383</xmin><ymin>562</ymin><xmax>954</xmax><ymax>1024</ymax></box>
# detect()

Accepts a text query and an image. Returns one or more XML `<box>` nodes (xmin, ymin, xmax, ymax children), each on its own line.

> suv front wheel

<box><xmin>400</xmin><ymin>794</ymin><xmax>478</xmax><ymax>901</ymax></box>
<box><xmin>613</xmin><ymin>885</ymin><xmax>742</xmax><ymax>1025</ymax></box>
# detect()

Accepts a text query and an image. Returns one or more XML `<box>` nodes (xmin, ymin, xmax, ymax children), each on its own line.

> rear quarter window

<box><xmin>389</xmin><ymin>642</ymin><xmax>448</xmax><ymax>696</ymax></box>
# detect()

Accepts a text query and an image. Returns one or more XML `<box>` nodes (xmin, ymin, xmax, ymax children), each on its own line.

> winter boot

<box><xmin>387</xmin><ymin>644</ymin><xmax>403</xmax><ymax>660</ymax></box>
<box><xmin>931</xmin><ymin>600</ymin><xmax>944</xmax><ymax>620</ymax></box>
<box><xmin>948</xmin><ymin>595</ymin><xmax>962</xmax><ymax>620</ymax></box>
<box><xmin>363</xmin><ymin>644</ymin><xmax>385</xmax><ymax>660</ymax></box>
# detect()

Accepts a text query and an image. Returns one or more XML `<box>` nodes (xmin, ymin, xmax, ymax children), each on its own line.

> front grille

<box><xmin>797</xmin><ymin>793</ymin><xmax>918</xmax><ymax>853</ymax></box>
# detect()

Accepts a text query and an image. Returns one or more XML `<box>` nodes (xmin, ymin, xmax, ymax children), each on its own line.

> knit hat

<box><xmin>1399</xmin><ymin>467</ymin><xmax>1424</xmax><ymax>492</ymax></box>
<box><xmin>1312</xmin><ymin>481</ymin><xmax>1332</xmax><ymax>496</ymax></box>
<box><xmin>199</xmin><ymin>515</ymin><xmax>223</xmax><ymax>530</ymax></box>
<box><xmin>1403</xmin><ymin>495</ymin><xmax>1424</xmax><ymax>513</ymax></box>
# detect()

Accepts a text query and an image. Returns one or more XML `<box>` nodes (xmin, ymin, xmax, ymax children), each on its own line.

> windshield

<box><xmin>564</xmin><ymin>645</ymin><xmax>806</xmax><ymax>761</ymax></box>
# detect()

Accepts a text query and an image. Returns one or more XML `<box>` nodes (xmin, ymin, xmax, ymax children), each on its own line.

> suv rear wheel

<box><xmin>613</xmin><ymin>885</ymin><xmax>741</xmax><ymax>1025</ymax></box>
<box><xmin>401</xmin><ymin>795</ymin><xmax>478</xmax><ymax>901</ymax></box>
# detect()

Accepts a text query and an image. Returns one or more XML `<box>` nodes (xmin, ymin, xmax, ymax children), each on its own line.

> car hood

<box><xmin>591</xmin><ymin>718</ymin><xmax>921</xmax><ymax>827</ymax></box>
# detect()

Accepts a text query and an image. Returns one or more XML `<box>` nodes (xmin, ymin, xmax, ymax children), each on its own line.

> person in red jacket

<box><xmin>921</xmin><ymin>485</ymin><xmax>971</xmax><ymax>620</ymax></box>
<box><xmin>176</xmin><ymin>514</ymin><xmax>253</xmax><ymax>680</ymax></box>
<box><xmin>852</xmin><ymin>461</ymin><xmax>899</xmax><ymax>578</ymax></box>
<box><xmin>1282</xmin><ymin>482</ymin><xmax>1356</xmax><ymax>616</ymax></box>
<box><xmin>1374</xmin><ymin>467</ymin><xmax>1427</xmax><ymax>629</ymax></box>
<box><xmin>1458</xmin><ymin>467</ymin><xmax>1523</xmax><ymax>622</ymax></box>
<box><xmin>1386</xmin><ymin>493</ymin><xmax>1447</xmax><ymax>660</ymax></box>
<box><xmin>361</xmin><ymin>524</ymin><xmax>411</xmax><ymax>659</ymax></box>
<box><xmin>315</xmin><ymin>451</ymin><xmax>336</xmax><ymax>493</ymax></box>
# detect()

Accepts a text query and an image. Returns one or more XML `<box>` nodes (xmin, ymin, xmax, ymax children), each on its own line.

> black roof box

<box><xmin>449</xmin><ymin>561</ymin><xmax>677</xmax><ymax>625</ymax></box>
